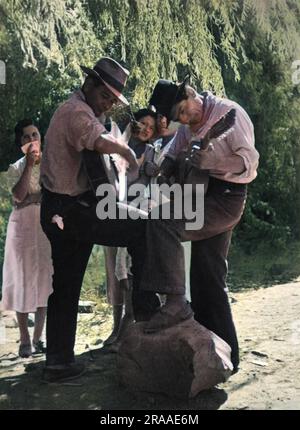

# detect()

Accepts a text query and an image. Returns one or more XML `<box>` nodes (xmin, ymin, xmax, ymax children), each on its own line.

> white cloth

<box><xmin>209</xmin><ymin>330</ymin><xmax>234</xmax><ymax>372</ymax></box>
<box><xmin>104</xmin><ymin>246</ymin><xmax>123</xmax><ymax>305</ymax></box>
<box><xmin>115</xmin><ymin>247</ymin><xmax>132</xmax><ymax>281</ymax></box>
<box><xmin>1</xmin><ymin>157</ymin><xmax>53</xmax><ymax>313</ymax></box>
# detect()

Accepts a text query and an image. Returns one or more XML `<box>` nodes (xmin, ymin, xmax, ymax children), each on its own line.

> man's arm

<box><xmin>67</xmin><ymin>110</ymin><xmax>138</xmax><ymax>170</ymax></box>
<box><xmin>190</xmin><ymin>150</ymin><xmax>246</xmax><ymax>174</ymax></box>
<box><xmin>190</xmin><ymin>106</ymin><xmax>259</xmax><ymax>181</ymax></box>
<box><xmin>94</xmin><ymin>135</ymin><xmax>138</xmax><ymax>171</ymax></box>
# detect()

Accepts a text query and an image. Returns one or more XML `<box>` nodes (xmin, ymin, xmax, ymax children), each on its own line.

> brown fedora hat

<box><xmin>80</xmin><ymin>57</ymin><xmax>129</xmax><ymax>105</ymax></box>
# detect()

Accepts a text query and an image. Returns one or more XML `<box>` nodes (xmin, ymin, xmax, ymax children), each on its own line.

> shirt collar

<box><xmin>74</xmin><ymin>89</ymin><xmax>106</xmax><ymax>124</ymax></box>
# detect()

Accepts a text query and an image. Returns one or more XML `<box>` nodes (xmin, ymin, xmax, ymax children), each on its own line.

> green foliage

<box><xmin>81</xmin><ymin>245</ymin><xmax>107</xmax><ymax>299</ymax></box>
<box><xmin>228</xmin><ymin>239</ymin><xmax>300</xmax><ymax>291</ymax></box>
<box><xmin>0</xmin><ymin>0</ymin><xmax>101</xmax><ymax>169</ymax></box>
<box><xmin>222</xmin><ymin>1</ymin><xmax>300</xmax><ymax>249</ymax></box>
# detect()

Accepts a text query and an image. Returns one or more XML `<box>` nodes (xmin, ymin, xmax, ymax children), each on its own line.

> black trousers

<box><xmin>40</xmin><ymin>189</ymin><xmax>185</xmax><ymax>365</ymax></box>
<box><xmin>190</xmin><ymin>231</ymin><xmax>239</xmax><ymax>369</ymax></box>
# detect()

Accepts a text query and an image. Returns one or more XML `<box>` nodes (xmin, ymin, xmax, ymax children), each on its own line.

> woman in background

<box><xmin>1</xmin><ymin>119</ymin><xmax>53</xmax><ymax>358</ymax></box>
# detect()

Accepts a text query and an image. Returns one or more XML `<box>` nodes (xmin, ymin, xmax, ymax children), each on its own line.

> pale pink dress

<box><xmin>103</xmin><ymin>247</ymin><xmax>124</xmax><ymax>306</ymax></box>
<box><xmin>1</xmin><ymin>157</ymin><xmax>53</xmax><ymax>313</ymax></box>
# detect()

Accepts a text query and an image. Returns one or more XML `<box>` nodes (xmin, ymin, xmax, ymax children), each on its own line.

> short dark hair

<box><xmin>14</xmin><ymin>118</ymin><xmax>36</xmax><ymax>148</ymax></box>
<box><xmin>134</xmin><ymin>108</ymin><xmax>157</xmax><ymax>122</ymax></box>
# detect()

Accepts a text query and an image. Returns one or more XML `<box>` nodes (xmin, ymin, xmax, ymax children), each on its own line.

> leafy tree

<box><xmin>1</xmin><ymin>0</ymin><xmax>300</xmax><ymax>293</ymax></box>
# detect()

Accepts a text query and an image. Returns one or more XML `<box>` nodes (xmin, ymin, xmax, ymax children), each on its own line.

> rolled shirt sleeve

<box><xmin>67</xmin><ymin>110</ymin><xmax>106</xmax><ymax>152</ymax></box>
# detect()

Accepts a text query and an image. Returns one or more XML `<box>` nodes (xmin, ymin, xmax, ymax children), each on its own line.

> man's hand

<box><xmin>96</xmin><ymin>134</ymin><xmax>138</xmax><ymax>170</ymax></box>
<box><xmin>120</xmin><ymin>146</ymin><xmax>139</xmax><ymax>171</ymax></box>
<box><xmin>189</xmin><ymin>149</ymin><xmax>203</xmax><ymax>168</ymax></box>
<box><xmin>160</xmin><ymin>156</ymin><xmax>177</xmax><ymax>178</ymax></box>
<box><xmin>156</xmin><ymin>173</ymin><xmax>172</xmax><ymax>186</ymax></box>
<box><xmin>189</xmin><ymin>144</ymin><xmax>245</xmax><ymax>173</ymax></box>
<box><xmin>26</xmin><ymin>142</ymin><xmax>40</xmax><ymax>167</ymax></box>
<box><xmin>144</xmin><ymin>161</ymin><xmax>160</xmax><ymax>177</ymax></box>
<box><xmin>189</xmin><ymin>145</ymin><xmax>216</xmax><ymax>169</ymax></box>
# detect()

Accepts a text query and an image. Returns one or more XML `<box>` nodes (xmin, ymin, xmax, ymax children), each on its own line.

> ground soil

<box><xmin>1</xmin><ymin>279</ymin><xmax>300</xmax><ymax>410</ymax></box>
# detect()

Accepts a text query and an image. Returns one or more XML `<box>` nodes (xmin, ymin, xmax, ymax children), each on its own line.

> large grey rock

<box><xmin>117</xmin><ymin>318</ymin><xmax>231</xmax><ymax>399</ymax></box>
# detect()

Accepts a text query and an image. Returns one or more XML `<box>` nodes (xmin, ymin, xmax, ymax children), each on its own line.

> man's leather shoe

<box><xmin>41</xmin><ymin>363</ymin><xmax>85</xmax><ymax>383</ymax></box>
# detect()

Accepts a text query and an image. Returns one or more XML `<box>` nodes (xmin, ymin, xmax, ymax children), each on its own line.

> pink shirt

<box><xmin>166</xmin><ymin>92</ymin><xmax>259</xmax><ymax>184</ymax></box>
<box><xmin>40</xmin><ymin>90</ymin><xmax>106</xmax><ymax>196</ymax></box>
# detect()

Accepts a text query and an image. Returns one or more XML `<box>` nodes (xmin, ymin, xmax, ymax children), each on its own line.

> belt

<box><xmin>41</xmin><ymin>186</ymin><xmax>97</xmax><ymax>212</ymax></box>
<box><xmin>15</xmin><ymin>201</ymin><xmax>41</xmax><ymax>209</ymax></box>
<box><xmin>208</xmin><ymin>177</ymin><xmax>247</xmax><ymax>194</ymax></box>
<box><xmin>41</xmin><ymin>186</ymin><xmax>77</xmax><ymax>202</ymax></box>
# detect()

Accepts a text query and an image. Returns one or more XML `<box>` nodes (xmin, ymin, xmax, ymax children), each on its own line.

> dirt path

<box><xmin>221</xmin><ymin>280</ymin><xmax>300</xmax><ymax>410</ymax></box>
<box><xmin>0</xmin><ymin>280</ymin><xmax>300</xmax><ymax>410</ymax></box>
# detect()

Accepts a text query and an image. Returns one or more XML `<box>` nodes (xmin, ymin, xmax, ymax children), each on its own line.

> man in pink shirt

<box><xmin>40</xmin><ymin>60</ymin><xmax>191</xmax><ymax>383</ymax></box>
<box><xmin>147</xmin><ymin>79</ymin><xmax>259</xmax><ymax>373</ymax></box>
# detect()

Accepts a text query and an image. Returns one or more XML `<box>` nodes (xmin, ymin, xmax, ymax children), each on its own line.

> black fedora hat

<box><xmin>80</xmin><ymin>57</ymin><xmax>129</xmax><ymax>105</ymax></box>
<box><xmin>148</xmin><ymin>75</ymin><xmax>190</xmax><ymax>121</ymax></box>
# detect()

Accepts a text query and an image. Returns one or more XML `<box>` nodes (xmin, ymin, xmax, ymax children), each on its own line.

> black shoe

<box><xmin>134</xmin><ymin>309</ymin><xmax>157</xmax><ymax>322</ymax></box>
<box><xmin>18</xmin><ymin>344</ymin><xmax>32</xmax><ymax>358</ymax></box>
<box><xmin>231</xmin><ymin>356</ymin><xmax>239</xmax><ymax>375</ymax></box>
<box><xmin>32</xmin><ymin>340</ymin><xmax>46</xmax><ymax>354</ymax></box>
<box><xmin>232</xmin><ymin>366</ymin><xmax>239</xmax><ymax>375</ymax></box>
<box><xmin>132</xmin><ymin>291</ymin><xmax>161</xmax><ymax>322</ymax></box>
<box><xmin>41</xmin><ymin>363</ymin><xmax>85</xmax><ymax>384</ymax></box>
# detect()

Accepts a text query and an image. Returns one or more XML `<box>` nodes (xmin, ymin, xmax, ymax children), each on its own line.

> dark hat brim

<box><xmin>149</xmin><ymin>75</ymin><xmax>191</xmax><ymax>121</ymax></box>
<box><xmin>175</xmin><ymin>74</ymin><xmax>190</xmax><ymax>101</ymax></box>
<box><xmin>169</xmin><ymin>74</ymin><xmax>191</xmax><ymax>121</ymax></box>
<box><xmin>80</xmin><ymin>65</ymin><xmax>129</xmax><ymax>105</ymax></box>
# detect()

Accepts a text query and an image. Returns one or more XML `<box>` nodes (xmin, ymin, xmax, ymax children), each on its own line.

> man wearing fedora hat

<box><xmin>40</xmin><ymin>58</ymin><xmax>191</xmax><ymax>383</ymax></box>
<box><xmin>147</xmin><ymin>78</ymin><xmax>259</xmax><ymax>372</ymax></box>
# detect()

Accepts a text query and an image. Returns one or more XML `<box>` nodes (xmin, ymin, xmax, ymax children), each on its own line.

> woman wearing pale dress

<box><xmin>1</xmin><ymin>119</ymin><xmax>53</xmax><ymax>358</ymax></box>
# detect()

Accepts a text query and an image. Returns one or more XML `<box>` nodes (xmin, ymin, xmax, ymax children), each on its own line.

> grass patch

<box><xmin>228</xmin><ymin>240</ymin><xmax>300</xmax><ymax>292</ymax></box>
<box><xmin>80</xmin><ymin>241</ymin><xmax>300</xmax><ymax>309</ymax></box>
